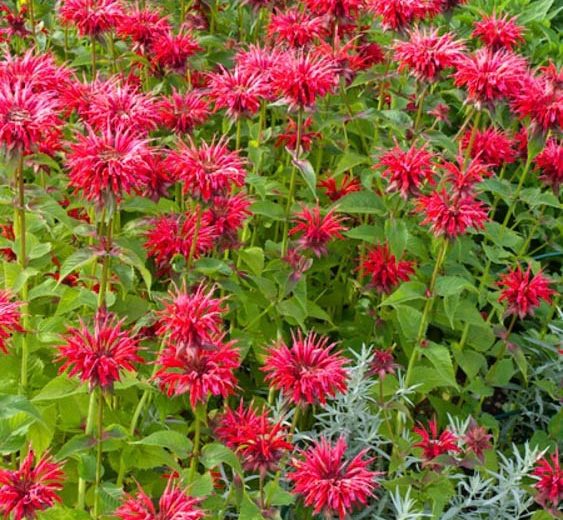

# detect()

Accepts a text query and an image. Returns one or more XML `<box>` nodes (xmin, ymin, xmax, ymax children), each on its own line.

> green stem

<box><xmin>405</xmin><ymin>239</ymin><xmax>448</xmax><ymax>387</ymax></box>
<box><xmin>413</xmin><ymin>84</ymin><xmax>427</xmax><ymax>133</ymax></box>
<box><xmin>77</xmin><ymin>391</ymin><xmax>97</xmax><ymax>509</ymax></box>
<box><xmin>187</xmin><ymin>205</ymin><xmax>202</xmax><ymax>271</ymax></box>
<box><xmin>235</xmin><ymin>118</ymin><xmax>242</xmax><ymax>150</ymax></box>
<box><xmin>97</xmin><ymin>215</ymin><xmax>113</xmax><ymax>309</ymax></box>
<box><xmin>463</xmin><ymin>110</ymin><xmax>481</xmax><ymax>167</ymax></box>
<box><xmin>189</xmin><ymin>402</ymin><xmax>206</xmax><ymax>480</ymax></box>
<box><xmin>281</xmin><ymin>109</ymin><xmax>303</xmax><ymax>257</ymax></box>
<box><xmin>93</xmin><ymin>389</ymin><xmax>104</xmax><ymax>519</ymax></box>
<box><xmin>91</xmin><ymin>35</ymin><xmax>97</xmax><ymax>77</ymax></box>
<box><xmin>517</xmin><ymin>205</ymin><xmax>546</xmax><ymax>258</ymax></box>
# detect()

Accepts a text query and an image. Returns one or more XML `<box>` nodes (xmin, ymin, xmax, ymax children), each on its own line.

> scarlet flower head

<box><xmin>442</xmin><ymin>155</ymin><xmax>493</xmax><ymax>196</ymax></box>
<box><xmin>215</xmin><ymin>402</ymin><xmax>292</xmax><ymax>475</ymax></box>
<box><xmin>270</xmin><ymin>50</ymin><xmax>337</xmax><ymax>110</ymax></box>
<box><xmin>394</xmin><ymin>28</ymin><xmax>465</xmax><ymax>82</ymax></box>
<box><xmin>361</xmin><ymin>243</ymin><xmax>415</xmax><ymax>294</ymax></box>
<box><xmin>115</xmin><ymin>478</ymin><xmax>204</xmax><ymax>520</ymax></box>
<box><xmin>140</xmin><ymin>150</ymin><xmax>173</xmax><ymax>201</ymax></box>
<box><xmin>416</xmin><ymin>189</ymin><xmax>489</xmax><ymax>238</ymax></box>
<box><xmin>0</xmin><ymin>291</ymin><xmax>22</xmax><ymax>354</ymax></box>
<box><xmin>453</xmin><ymin>48</ymin><xmax>528</xmax><ymax>107</ymax></box>
<box><xmin>472</xmin><ymin>14</ymin><xmax>524</xmax><ymax>51</ymax></box>
<box><xmin>370</xmin><ymin>348</ymin><xmax>400</xmax><ymax>379</ymax></box>
<box><xmin>0</xmin><ymin>450</ymin><xmax>64</xmax><ymax>520</ymax></box>
<box><xmin>319</xmin><ymin>173</ymin><xmax>362</xmax><ymax>201</ymax></box>
<box><xmin>304</xmin><ymin>0</ymin><xmax>364</xmax><ymax>18</ymax></box>
<box><xmin>289</xmin><ymin>206</ymin><xmax>347</xmax><ymax>257</ymax></box>
<box><xmin>144</xmin><ymin>209</ymin><xmax>217</xmax><ymax>270</ymax></box>
<box><xmin>59</xmin><ymin>0</ymin><xmax>125</xmax><ymax>37</ymax></box>
<box><xmin>167</xmin><ymin>137</ymin><xmax>247</xmax><ymax>201</ymax></box>
<box><xmin>268</xmin><ymin>8</ymin><xmax>328</xmax><ymax>48</ymax></box>
<box><xmin>0</xmin><ymin>81</ymin><xmax>61</xmax><ymax>157</ymax></box>
<box><xmin>208</xmin><ymin>66</ymin><xmax>269</xmax><ymax>119</ymax></box>
<box><xmin>276</xmin><ymin>116</ymin><xmax>320</xmax><ymax>152</ymax></box>
<box><xmin>57</xmin><ymin>310</ymin><xmax>142</xmax><ymax>390</ymax></box>
<box><xmin>154</xmin><ymin>339</ymin><xmax>239</xmax><ymax>408</ymax></box>
<box><xmin>377</xmin><ymin>144</ymin><xmax>435</xmax><ymax>198</ymax></box>
<box><xmin>368</xmin><ymin>0</ymin><xmax>434</xmax><ymax>31</ymax></box>
<box><xmin>235</xmin><ymin>45</ymin><xmax>284</xmax><ymax>83</ymax></box>
<box><xmin>156</xmin><ymin>283</ymin><xmax>227</xmax><ymax>354</ymax></box>
<box><xmin>533</xmin><ymin>449</ymin><xmax>562</xmax><ymax>511</ymax></box>
<box><xmin>534</xmin><ymin>138</ymin><xmax>562</xmax><ymax>193</ymax></box>
<box><xmin>463</xmin><ymin>421</ymin><xmax>492</xmax><ymax>462</ymax></box>
<box><xmin>207</xmin><ymin>192</ymin><xmax>252</xmax><ymax>245</ymax></box>
<box><xmin>413</xmin><ymin>418</ymin><xmax>460</xmax><ymax>468</ymax></box>
<box><xmin>288</xmin><ymin>436</ymin><xmax>378</xmax><ymax>520</ymax></box>
<box><xmin>65</xmin><ymin>124</ymin><xmax>151</xmax><ymax>206</ymax></box>
<box><xmin>157</xmin><ymin>89</ymin><xmax>210</xmax><ymax>134</ymax></box>
<box><xmin>262</xmin><ymin>330</ymin><xmax>348</xmax><ymax>405</ymax></box>
<box><xmin>497</xmin><ymin>266</ymin><xmax>554</xmax><ymax>319</ymax></box>
<box><xmin>116</xmin><ymin>4</ymin><xmax>170</xmax><ymax>53</ymax></box>
<box><xmin>461</xmin><ymin>127</ymin><xmax>516</xmax><ymax>167</ymax></box>
<box><xmin>150</xmin><ymin>25</ymin><xmax>201</xmax><ymax>73</ymax></box>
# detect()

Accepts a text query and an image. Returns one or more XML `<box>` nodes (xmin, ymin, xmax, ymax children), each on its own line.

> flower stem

<box><xmin>281</xmin><ymin>109</ymin><xmax>303</xmax><ymax>257</ymax></box>
<box><xmin>93</xmin><ymin>388</ymin><xmax>104</xmax><ymax>519</ymax></box>
<box><xmin>98</xmin><ymin>215</ymin><xmax>113</xmax><ymax>309</ymax></box>
<box><xmin>413</xmin><ymin>84</ymin><xmax>427</xmax><ymax>133</ymax></box>
<box><xmin>77</xmin><ymin>391</ymin><xmax>97</xmax><ymax>509</ymax></box>
<box><xmin>189</xmin><ymin>402</ymin><xmax>206</xmax><ymax>480</ymax></box>
<box><xmin>405</xmin><ymin>239</ymin><xmax>448</xmax><ymax>387</ymax></box>
<box><xmin>91</xmin><ymin>35</ymin><xmax>97</xmax><ymax>77</ymax></box>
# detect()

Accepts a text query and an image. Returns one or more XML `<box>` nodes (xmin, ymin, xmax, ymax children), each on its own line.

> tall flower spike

<box><xmin>360</xmin><ymin>243</ymin><xmax>415</xmax><ymax>294</ymax></box>
<box><xmin>0</xmin><ymin>450</ymin><xmax>64</xmax><ymax>520</ymax></box>
<box><xmin>289</xmin><ymin>206</ymin><xmax>347</xmax><ymax>257</ymax></box>
<box><xmin>288</xmin><ymin>436</ymin><xmax>379</xmax><ymax>520</ymax></box>
<box><xmin>154</xmin><ymin>339</ymin><xmax>239</xmax><ymax>408</ymax></box>
<box><xmin>57</xmin><ymin>310</ymin><xmax>142</xmax><ymax>390</ymax></box>
<box><xmin>394</xmin><ymin>28</ymin><xmax>465</xmax><ymax>82</ymax></box>
<box><xmin>262</xmin><ymin>330</ymin><xmax>349</xmax><ymax>405</ymax></box>
<box><xmin>167</xmin><ymin>137</ymin><xmax>247</xmax><ymax>201</ymax></box>
<box><xmin>497</xmin><ymin>266</ymin><xmax>554</xmax><ymax>319</ymax></box>
<box><xmin>115</xmin><ymin>478</ymin><xmax>204</xmax><ymax>520</ymax></box>
<box><xmin>156</xmin><ymin>283</ymin><xmax>227</xmax><ymax>354</ymax></box>
<box><xmin>0</xmin><ymin>291</ymin><xmax>22</xmax><ymax>354</ymax></box>
<box><xmin>416</xmin><ymin>189</ymin><xmax>489</xmax><ymax>238</ymax></box>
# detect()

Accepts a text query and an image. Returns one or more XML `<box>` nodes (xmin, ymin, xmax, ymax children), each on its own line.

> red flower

<box><xmin>57</xmin><ymin>310</ymin><xmax>142</xmax><ymax>390</ymax></box>
<box><xmin>144</xmin><ymin>209</ymin><xmax>217</xmax><ymax>269</ymax></box>
<box><xmin>59</xmin><ymin>0</ymin><xmax>124</xmax><ymax>37</ymax></box>
<box><xmin>156</xmin><ymin>283</ymin><xmax>226</xmax><ymax>354</ymax></box>
<box><xmin>370</xmin><ymin>348</ymin><xmax>400</xmax><ymax>379</ymax></box>
<box><xmin>416</xmin><ymin>189</ymin><xmax>489</xmax><ymax>238</ymax></box>
<box><xmin>167</xmin><ymin>137</ymin><xmax>247</xmax><ymax>201</ymax></box>
<box><xmin>216</xmin><ymin>402</ymin><xmax>292</xmax><ymax>474</ymax></box>
<box><xmin>262</xmin><ymin>331</ymin><xmax>348</xmax><ymax>405</ymax></box>
<box><xmin>394</xmin><ymin>28</ymin><xmax>465</xmax><ymax>82</ymax></box>
<box><xmin>207</xmin><ymin>192</ymin><xmax>252</xmax><ymax>240</ymax></box>
<box><xmin>461</xmin><ymin>127</ymin><xmax>516</xmax><ymax>167</ymax></box>
<box><xmin>270</xmin><ymin>50</ymin><xmax>337</xmax><ymax>110</ymax></box>
<box><xmin>534</xmin><ymin>138</ymin><xmax>562</xmax><ymax>193</ymax></box>
<box><xmin>116</xmin><ymin>4</ymin><xmax>170</xmax><ymax>53</ymax></box>
<box><xmin>441</xmin><ymin>156</ymin><xmax>492</xmax><ymax>196</ymax></box>
<box><xmin>150</xmin><ymin>25</ymin><xmax>201</xmax><ymax>73</ymax></box>
<box><xmin>453</xmin><ymin>48</ymin><xmax>528</xmax><ymax>106</ymax></box>
<box><xmin>139</xmin><ymin>150</ymin><xmax>173</xmax><ymax>201</ymax></box>
<box><xmin>0</xmin><ymin>4</ymin><xmax>29</xmax><ymax>39</ymax></box>
<box><xmin>511</xmin><ymin>64</ymin><xmax>562</xmax><ymax>132</ymax></box>
<box><xmin>472</xmin><ymin>14</ymin><xmax>524</xmax><ymax>51</ymax></box>
<box><xmin>367</xmin><ymin>0</ymin><xmax>432</xmax><ymax>31</ymax></box>
<box><xmin>157</xmin><ymin>89</ymin><xmax>210</xmax><ymax>133</ymax></box>
<box><xmin>0</xmin><ymin>291</ymin><xmax>22</xmax><ymax>354</ymax></box>
<box><xmin>377</xmin><ymin>144</ymin><xmax>435</xmax><ymax>198</ymax></box>
<box><xmin>413</xmin><ymin>418</ymin><xmax>460</xmax><ymax>467</ymax></box>
<box><xmin>65</xmin><ymin>124</ymin><xmax>150</xmax><ymax>206</ymax></box>
<box><xmin>357</xmin><ymin>42</ymin><xmax>386</xmax><ymax>68</ymax></box>
<box><xmin>463</xmin><ymin>421</ymin><xmax>492</xmax><ymax>462</ymax></box>
<box><xmin>497</xmin><ymin>266</ymin><xmax>554</xmax><ymax>319</ymax></box>
<box><xmin>533</xmin><ymin>449</ymin><xmax>562</xmax><ymax>510</ymax></box>
<box><xmin>319</xmin><ymin>173</ymin><xmax>362</xmax><ymax>201</ymax></box>
<box><xmin>288</xmin><ymin>436</ymin><xmax>378</xmax><ymax>520</ymax></box>
<box><xmin>115</xmin><ymin>478</ymin><xmax>204</xmax><ymax>520</ymax></box>
<box><xmin>0</xmin><ymin>81</ymin><xmax>60</xmax><ymax>156</ymax></box>
<box><xmin>276</xmin><ymin>116</ymin><xmax>320</xmax><ymax>152</ymax></box>
<box><xmin>268</xmin><ymin>8</ymin><xmax>327</xmax><ymax>48</ymax></box>
<box><xmin>235</xmin><ymin>45</ymin><xmax>283</xmax><ymax>83</ymax></box>
<box><xmin>84</xmin><ymin>83</ymin><xmax>159</xmax><ymax>134</ymax></box>
<box><xmin>208</xmin><ymin>66</ymin><xmax>269</xmax><ymax>119</ymax></box>
<box><xmin>304</xmin><ymin>0</ymin><xmax>364</xmax><ymax>18</ymax></box>
<box><xmin>361</xmin><ymin>243</ymin><xmax>415</xmax><ymax>294</ymax></box>
<box><xmin>283</xmin><ymin>248</ymin><xmax>313</xmax><ymax>282</ymax></box>
<box><xmin>154</xmin><ymin>340</ymin><xmax>239</xmax><ymax>408</ymax></box>
<box><xmin>0</xmin><ymin>450</ymin><xmax>64</xmax><ymax>520</ymax></box>
<box><xmin>289</xmin><ymin>206</ymin><xmax>347</xmax><ymax>257</ymax></box>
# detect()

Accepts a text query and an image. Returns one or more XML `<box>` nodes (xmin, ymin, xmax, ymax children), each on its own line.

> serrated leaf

<box><xmin>32</xmin><ymin>376</ymin><xmax>86</xmax><ymax>402</ymax></box>
<box><xmin>117</xmin><ymin>247</ymin><xmax>152</xmax><ymax>294</ymax></box>
<box><xmin>131</xmin><ymin>430</ymin><xmax>192</xmax><ymax>458</ymax></box>
<box><xmin>435</xmin><ymin>276</ymin><xmax>476</xmax><ymax>297</ymax></box>
<box><xmin>334</xmin><ymin>191</ymin><xmax>385</xmax><ymax>215</ymax></box>
<box><xmin>58</xmin><ymin>248</ymin><xmax>101</xmax><ymax>286</ymax></box>
<box><xmin>293</xmin><ymin>157</ymin><xmax>317</xmax><ymax>198</ymax></box>
<box><xmin>201</xmin><ymin>443</ymin><xmax>243</xmax><ymax>475</ymax></box>
<box><xmin>238</xmin><ymin>247</ymin><xmax>264</xmax><ymax>276</ymax></box>
<box><xmin>334</xmin><ymin>152</ymin><xmax>369</xmax><ymax>176</ymax></box>
<box><xmin>422</xmin><ymin>343</ymin><xmax>458</xmax><ymax>390</ymax></box>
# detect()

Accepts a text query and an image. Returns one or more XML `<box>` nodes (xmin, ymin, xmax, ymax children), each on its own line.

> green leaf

<box><xmin>238</xmin><ymin>247</ymin><xmax>264</xmax><ymax>276</ymax></box>
<box><xmin>117</xmin><ymin>248</ymin><xmax>152</xmax><ymax>294</ymax></box>
<box><xmin>56</xmin><ymin>434</ymin><xmax>94</xmax><ymax>460</ymax></box>
<box><xmin>131</xmin><ymin>430</ymin><xmax>192</xmax><ymax>458</ymax></box>
<box><xmin>344</xmin><ymin>224</ymin><xmax>383</xmax><ymax>244</ymax></box>
<box><xmin>385</xmin><ymin>219</ymin><xmax>408</xmax><ymax>257</ymax></box>
<box><xmin>264</xmin><ymin>481</ymin><xmax>295</xmax><ymax>507</ymax></box>
<box><xmin>239</xmin><ymin>493</ymin><xmax>265</xmax><ymax>520</ymax></box>
<box><xmin>335</xmin><ymin>191</ymin><xmax>385</xmax><ymax>215</ymax></box>
<box><xmin>250</xmin><ymin>201</ymin><xmax>285</xmax><ymax>220</ymax></box>
<box><xmin>487</xmin><ymin>359</ymin><xmax>514</xmax><ymax>387</ymax></box>
<box><xmin>58</xmin><ymin>248</ymin><xmax>101</xmax><ymax>286</ymax></box>
<box><xmin>395</xmin><ymin>305</ymin><xmax>422</xmax><ymax>341</ymax></box>
<box><xmin>379</xmin><ymin>110</ymin><xmax>412</xmax><ymax>129</ymax></box>
<box><xmin>334</xmin><ymin>152</ymin><xmax>369</xmax><ymax>175</ymax></box>
<box><xmin>381</xmin><ymin>282</ymin><xmax>426</xmax><ymax>307</ymax></box>
<box><xmin>293</xmin><ymin>158</ymin><xmax>317</xmax><ymax>198</ymax></box>
<box><xmin>32</xmin><ymin>376</ymin><xmax>86</xmax><ymax>402</ymax></box>
<box><xmin>278</xmin><ymin>297</ymin><xmax>307</xmax><ymax>327</ymax></box>
<box><xmin>0</xmin><ymin>394</ymin><xmax>45</xmax><ymax>424</ymax></box>
<box><xmin>454</xmin><ymin>350</ymin><xmax>485</xmax><ymax>379</ymax></box>
<box><xmin>201</xmin><ymin>443</ymin><xmax>243</xmax><ymax>475</ymax></box>
<box><xmin>422</xmin><ymin>343</ymin><xmax>458</xmax><ymax>390</ymax></box>
<box><xmin>435</xmin><ymin>276</ymin><xmax>476</xmax><ymax>297</ymax></box>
